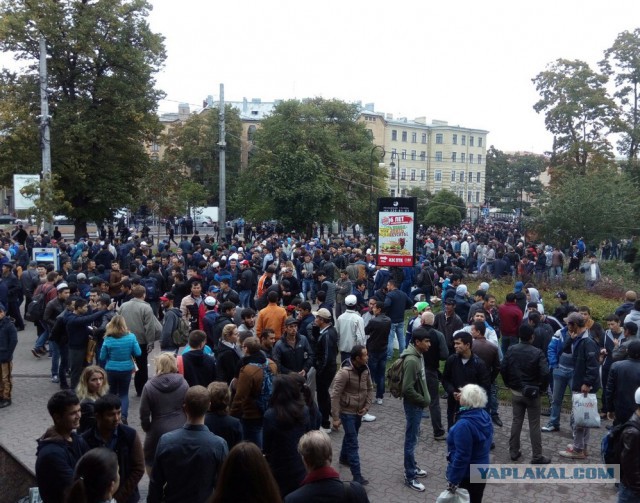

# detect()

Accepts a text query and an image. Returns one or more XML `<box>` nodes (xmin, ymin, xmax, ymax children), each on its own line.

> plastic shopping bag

<box><xmin>572</xmin><ymin>393</ymin><xmax>600</xmax><ymax>428</ymax></box>
<box><xmin>436</xmin><ymin>488</ymin><xmax>470</xmax><ymax>503</ymax></box>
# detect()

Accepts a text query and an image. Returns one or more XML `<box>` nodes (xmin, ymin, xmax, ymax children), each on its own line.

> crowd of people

<box><xmin>0</xmin><ymin>219</ymin><xmax>639</xmax><ymax>503</ymax></box>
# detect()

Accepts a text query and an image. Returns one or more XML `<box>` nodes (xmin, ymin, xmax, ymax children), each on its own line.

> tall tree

<box><xmin>532</xmin><ymin>59</ymin><xmax>618</xmax><ymax>178</ymax></box>
<box><xmin>406</xmin><ymin>186</ymin><xmax>431</xmax><ymax>225</ymax></box>
<box><xmin>0</xmin><ymin>0</ymin><xmax>165</xmax><ymax>237</ymax></box>
<box><xmin>240</xmin><ymin>98</ymin><xmax>387</xmax><ymax>234</ymax></box>
<box><xmin>601</xmin><ymin>29</ymin><xmax>640</xmax><ymax>170</ymax></box>
<box><xmin>423</xmin><ymin>190</ymin><xmax>466</xmax><ymax>227</ymax></box>
<box><xmin>162</xmin><ymin>105</ymin><xmax>243</xmax><ymax>211</ymax></box>
<box><xmin>485</xmin><ymin>146</ymin><xmax>546</xmax><ymax>212</ymax></box>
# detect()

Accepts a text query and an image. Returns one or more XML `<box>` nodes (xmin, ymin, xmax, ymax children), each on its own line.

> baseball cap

<box><xmin>414</xmin><ymin>301</ymin><xmax>429</xmax><ymax>312</ymax></box>
<box><xmin>285</xmin><ymin>317</ymin><xmax>300</xmax><ymax>326</ymax></box>
<box><xmin>555</xmin><ymin>291</ymin><xmax>568</xmax><ymax>300</ymax></box>
<box><xmin>240</xmin><ymin>260</ymin><xmax>250</xmax><ymax>266</ymax></box>
<box><xmin>345</xmin><ymin>295</ymin><xmax>357</xmax><ymax>307</ymax></box>
<box><xmin>204</xmin><ymin>296</ymin><xmax>217</xmax><ymax>307</ymax></box>
<box><xmin>159</xmin><ymin>293</ymin><xmax>174</xmax><ymax>302</ymax></box>
<box><xmin>209</xmin><ymin>286</ymin><xmax>221</xmax><ymax>293</ymax></box>
<box><xmin>444</xmin><ymin>298</ymin><xmax>456</xmax><ymax>305</ymax></box>
<box><xmin>312</xmin><ymin>308</ymin><xmax>332</xmax><ymax>320</ymax></box>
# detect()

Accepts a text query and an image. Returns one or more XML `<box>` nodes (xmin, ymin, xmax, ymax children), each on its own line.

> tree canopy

<box><xmin>0</xmin><ymin>0</ymin><xmax>165</xmax><ymax>237</ymax></box>
<box><xmin>239</xmin><ymin>98</ymin><xmax>387</xmax><ymax>234</ymax></box>
<box><xmin>423</xmin><ymin>190</ymin><xmax>466</xmax><ymax>227</ymax></box>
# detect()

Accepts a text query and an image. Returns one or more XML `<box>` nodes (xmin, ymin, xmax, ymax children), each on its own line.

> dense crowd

<box><xmin>0</xmin><ymin>220</ymin><xmax>639</xmax><ymax>503</ymax></box>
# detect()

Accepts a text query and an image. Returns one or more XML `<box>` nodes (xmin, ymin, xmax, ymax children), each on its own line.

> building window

<box><xmin>151</xmin><ymin>142</ymin><xmax>159</xmax><ymax>152</ymax></box>
<box><xmin>390</xmin><ymin>189</ymin><xmax>396</xmax><ymax>197</ymax></box>
<box><xmin>461</xmin><ymin>153</ymin><xmax>466</xmax><ymax>163</ymax></box>
<box><xmin>470</xmin><ymin>136</ymin><xmax>474</xmax><ymax>147</ymax></box>
<box><xmin>435</xmin><ymin>170</ymin><xmax>442</xmax><ymax>182</ymax></box>
<box><xmin>478</xmin><ymin>137</ymin><xmax>483</xmax><ymax>147</ymax></box>
<box><xmin>451</xmin><ymin>170</ymin><xmax>456</xmax><ymax>182</ymax></box>
<box><xmin>436</xmin><ymin>133</ymin><xmax>443</xmax><ymax>144</ymax></box>
<box><xmin>467</xmin><ymin>191</ymin><xmax>472</xmax><ymax>202</ymax></box>
<box><xmin>451</xmin><ymin>152</ymin><xmax>457</xmax><ymax>162</ymax></box>
<box><xmin>460</xmin><ymin>172</ymin><xmax>464</xmax><ymax>182</ymax></box>
<box><xmin>436</xmin><ymin>151</ymin><xmax>443</xmax><ymax>162</ymax></box>
<box><xmin>411</xmin><ymin>150</ymin><xmax>416</xmax><ymax>160</ymax></box>
<box><xmin>469</xmin><ymin>154</ymin><xmax>474</xmax><ymax>164</ymax></box>
<box><xmin>421</xmin><ymin>133</ymin><xmax>427</xmax><ymax>144</ymax></box>
<box><xmin>477</xmin><ymin>154</ymin><xmax>482</xmax><ymax>164</ymax></box>
<box><xmin>247</xmin><ymin>125</ymin><xmax>257</xmax><ymax>141</ymax></box>
<box><xmin>420</xmin><ymin>169</ymin><xmax>426</xmax><ymax>181</ymax></box>
<box><xmin>402</xmin><ymin>131</ymin><xmax>407</xmax><ymax>142</ymax></box>
<box><xmin>459</xmin><ymin>190</ymin><xmax>464</xmax><ymax>199</ymax></box>
<box><xmin>390</xmin><ymin>167</ymin><xmax>396</xmax><ymax>180</ymax></box>
<box><xmin>452</xmin><ymin>134</ymin><xmax>458</xmax><ymax>145</ymax></box>
<box><xmin>412</xmin><ymin>132</ymin><xmax>417</xmax><ymax>143</ymax></box>
<box><xmin>400</xmin><ymin>168</ymin><xmax>406</xmax><ymax>180</ymax></box>
<box><xmin>391</xmin><ymin>130</ymin><xmax>397</xmax><ymax>141</ymax></box>
<box><xmin>461</xmin><ymin>135</ymin><xmax>466</xmax><ymax>146</ymax></box>
<box><xmin>420</xmin><ymin>151</ymin><xmax>426</xmax><ymax>161</ymax></box>
<box><xmin>401</xmin><ymin>149</ymin><xmax>407</xmax><ymax>160</ymax></box>
<box><xmin>391</xmin><ymin>148</ymin><xmax>397</xmax><ymax>156</ymax></box>
<box><xmin>476</xmin><ymin>172</ymin><xmax>481</xmax><ymax>183</ymax></box>
<box><xmin>476</xmin><ymin>191</ymin><xmax>480</xmax><ymax>202</ymax></box>
<box><xmin>410</xmin><ymin>169</ymin><xmax>416</xmax><ymax>181</ymax></box>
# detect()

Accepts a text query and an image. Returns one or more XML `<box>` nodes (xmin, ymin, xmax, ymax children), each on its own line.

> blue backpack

<box><xmin>140</xmin><ymin>277</ymin><xmax>159</xmax><ymax>301</ymax></box>
<box><xmin>248</xmin><ymin>361</ymin><xmax>274</xmax><ymax>413</ymax></box>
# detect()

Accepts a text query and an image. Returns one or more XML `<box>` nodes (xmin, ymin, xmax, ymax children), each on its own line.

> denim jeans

<box><xmin>426</xmin><ymin>369</ymin><xmax>445</xmax><ymax>437</ymax></box>
<box><xmin>618</xmin><ymin>483</ymin><xmax>640</xmax><ymax>503</ymax></box>
<box><xmin>403</xmin><ymin>401</ymin><xmax>423</xmax><ymax>481</ymax></box>
<box><xmin>501</xmin><ymin>335</ymin><xmax>518</xmax><ymax>356</ymax></box>
<box><xmin>487</xmin><ymin>382</ymin><xmax>499</xmax><ymax>416</ymax></box>
<box><xmin>548</xmin><ymin>366</ymin><xmax>573</xmax><ymax>428</ymax></box>
<box><xmin>107</xmin><ymin>370</ymin><xmax>132</xmax><ymax>419</ymax></box>
<box><xmin>340</xmin><ymin>413</ymin><xmax>362</xmax><ymax>479</ymax></box>
<box><xmin>302</xmin><ymin>279</ymin><xmax>316</xmax><ymax>302</ymax></box>
<box><xmin>49</xmin><ymin>340</ymin><xmax>60</xmax><ymax>378</ymax></box>
<box><xmin>387</xmin><ymin>322</ymin><xmax>405</xmax><ymax>360</ymax></box>
<box><xmin>241</xmin><ymin>418</ymin><xmax>263</xmax><ymax>449</ymax></box>
<box><xmin>35</xmin><ymin>322</ymin><xmax>49</xmax><ymax>350</ymax></box>
<box><xmin>368</xmin><ymin>351</ymin><xmax>387</xmax><ymax>399</ymax></box>
<box><xmin>239</xmin><ymin>290</ymin><xmax>252</xmax><ymax>308</ymax></box>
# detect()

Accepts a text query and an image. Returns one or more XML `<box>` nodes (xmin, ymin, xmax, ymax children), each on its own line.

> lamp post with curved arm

<box><xmin>369</xmin><ymin>145</ymin><xmax>385</xmax><ymax>234</ymax></box>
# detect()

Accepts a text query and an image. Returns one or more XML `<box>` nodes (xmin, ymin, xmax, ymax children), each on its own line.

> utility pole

<box><xmin>218</xmin><ymin>83</ymin><xmax>226</xmax><ymax>240</ymax></box>
<box><xmin>39</xmin><ymin>36</ymin><xmax>52</xmax><ymax>232</ymax></box>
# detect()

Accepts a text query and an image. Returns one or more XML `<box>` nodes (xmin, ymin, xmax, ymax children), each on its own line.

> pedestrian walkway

<box><xmin>1</xmin><ymin>323</ymin><xmax>618</xmax><ymax>502</ymax></box>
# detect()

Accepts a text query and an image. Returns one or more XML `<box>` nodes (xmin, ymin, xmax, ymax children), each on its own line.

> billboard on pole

<box><xmin>13</xmin><ymin>174</ymin><xmax>40</xmax><ymax>210</ymax></box>
<box><xmin>377</xmin><ymin>197</ymin><xmax>416</xmax><ymax>267</ymax></box>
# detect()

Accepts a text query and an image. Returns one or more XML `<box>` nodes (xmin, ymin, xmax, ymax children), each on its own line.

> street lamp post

<box><xmin>389</xmin><ymin>151</ymin><xmax>400</xmax><ymax>196</ymax></box>
<box><xmin>369</xmin><ymin>145</ymin><xmax>385</xmax><ymax>234</ymax></box>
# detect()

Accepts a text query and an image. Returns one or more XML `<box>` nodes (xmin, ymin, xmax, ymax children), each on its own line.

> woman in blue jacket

<box><xmin>445</xmin><ymin>383</ymin><xmax>493</xmax><ymax>503</ymax></box>
<box><xmin>100</xmin><ymin>315</ymin><xmax>141</xmax><ymax>423</ymax></box>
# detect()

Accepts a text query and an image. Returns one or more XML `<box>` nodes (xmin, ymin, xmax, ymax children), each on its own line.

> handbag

<box><xmin>85</xmin><ymin>338</ymin><xmax>97</xmax><ymax>364</ymax></box>
<box><xmin>436</xmin><ymin>488</ymin><xmax>470</xmax><ymax>503</ymax></box>
<box><xmin>572</xmin><ymin>392</ymin><xmax>600</xmax><ymax>428</ymax></box>
<box><xmin>522</xmin><ymin>384</ymin><xmax>540</xmax><ymax>399</ymax></box>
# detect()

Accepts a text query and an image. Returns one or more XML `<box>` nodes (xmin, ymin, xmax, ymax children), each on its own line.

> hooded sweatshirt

<box><xmin>182</xmin><ymin>348</ymin><xmax>216</xmax><ymax>387</ymax></box>
<box><xmin>527</xmin><ymin>288</ymin><xmax>544</xmax><ymax>314</ymax></box>
<box><xmin>36</xmin><ymin>427</ymin><xmax>90</xmax><ymax>503</ymax></box>
<box><xmin>445</xmin><ymin>407</ymin><xmax>493</xmax><ymax>485</ymax></box>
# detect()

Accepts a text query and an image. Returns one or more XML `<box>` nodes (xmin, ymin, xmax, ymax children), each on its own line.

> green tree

<box><xmin>423</xmin><ymin>190</ymin><xmax>465</xmax><ymax>227</ymax></box>
<box><xmin>537</xmin><ymin>169</ymin><xmax>640</xmax><ymax>246</ymax></box>
<box><xmin>0</xmin><ymin>0</ymin><xmax>165</xmax><ymax>238</ymax></box>
<box><xmin>532</xmin><ymin>59</ymin><xmax>618</xmax><ymax>178</ymax></box>
<box><xmin>162</xmin><ymin>105</ymin><xmax>243</xmax><ymax>210</ymax></box>
<box><xmin>240</xmin><ymin>98</ymin><xmax>386</xmax><ymax>234</ymax></box>
<box><xmin>601</xmin><ymin>29</ymin><xmax>640</xmax><ymax>176</ymax></box>
<box><xmin>407</xmin><ymin>186</ymin><xmax>431</xmax><ymax>225</ymax></box>
<box><xmin>485</xmin><ymin>146</ymin><xmax>546</xmax><ymax>212</ymax></box>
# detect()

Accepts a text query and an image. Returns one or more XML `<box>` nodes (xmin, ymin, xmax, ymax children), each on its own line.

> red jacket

<box><xmin>498</xmin><ymin>302</ymin><xmax>523</xmax><ymax>337</ymax></box>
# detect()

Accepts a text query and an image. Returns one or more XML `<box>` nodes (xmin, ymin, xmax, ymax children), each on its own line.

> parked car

<box><xmin>0</xmin><ymin>215</ymin><xmax>16</xmax><ymax>225</ymax></box>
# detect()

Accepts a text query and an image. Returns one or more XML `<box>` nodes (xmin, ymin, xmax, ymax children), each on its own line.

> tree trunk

<box><xmin>74</xmin><ymin>219</ymin><xmax>88</xmax><ymax>241</ymax></box>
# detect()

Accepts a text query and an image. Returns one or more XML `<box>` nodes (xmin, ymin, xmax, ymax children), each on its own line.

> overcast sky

<box><xmin>147</xmin><ymin>0</ymin><xmax>640</xmax><ymax>155</ymax></box>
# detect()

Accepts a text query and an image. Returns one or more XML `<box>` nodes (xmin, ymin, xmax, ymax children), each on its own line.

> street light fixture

<box><xmin>369</xmin><ymin>145</ymin><xmax>385</xmax><ymax>234</ymax></box>
<box><xmin>389</xmin><ymin>151</ymin><xmax>400</xmax><ymax>196</ymax></box>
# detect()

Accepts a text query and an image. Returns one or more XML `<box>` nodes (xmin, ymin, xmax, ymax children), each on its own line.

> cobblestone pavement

<box><xmin>2</xmin><ymin>323</ymin><xmax>619</xmax><ymax>503</ymax></box>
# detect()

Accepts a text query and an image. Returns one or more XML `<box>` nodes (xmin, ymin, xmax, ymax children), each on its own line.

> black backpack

<box><xmin>601</xmin><ymin>420</ymin><xmax>640</xmax><ymax>464</ymax></box>
<box><xmin>25</xmin><ymin>285</ymin><xmax>54</xmax><ymax>322</ymax></box>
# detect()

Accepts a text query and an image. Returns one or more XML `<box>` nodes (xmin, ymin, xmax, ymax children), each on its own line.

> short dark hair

<box><xmin>241</xmin><ymin>308</ymin><xmax>256</xmax><ymax>320</ymax></box>
<box><xmin>474</xmin><ymin>290</ymin><xmax>486</xmax><ymax>300</ymax></box>
<box><xmin>47</xmin><ymin>390</ymin><xmax>79</xmax><ymax>417</ymax></box>
<box><xmin>260</xmin><ymin>328</ymin><xmax>275</xmax><ymax>340</ymax></box>
<box><xmin>188</xmin><ymin>330</ymin><xmax>206</xmax><ymax>348</ymax></box>
<box><xmin>605</xmin><ymin>314</ymin><xmax>620</xmax><ymax>323</ymax></box>
<box><xmin>184</xmin><ymin>385</ymin><xmax>210</xmax><ymax>417</ymax></box>
<box><xmin>472</xmin><ymin>320</ymin><xmax>486</xmax><ymax>336</ymax></box>
<box><xmin>412</xmin><ymin>327</ymin><xmax>430</xmax><ymax>342</ymax></box>
<box><xmin>94</xmin><ymin>394</ymin><xmax>122</xmax><ymax>415</ymax></box>
<box><xmin>519</xmin><ymin>324</ymin><xmax>535</xmax><ymax>342</ymax></box>
<box><xmin>624</xmin><ymin>322</ymin><xmax>638</xmax><ymax>336</ymax></box>
<box><xmin>74</xmin><ymin>299</ymin><xmax>88</xmax><ymax>310</ymax></box>
<box><xmin>220</xmin><ymin>301</ymin><xmax>236</xmax><ymax>314</ymax></box>
<box><xmin>452</xmin><ymin>331</ymin><xmax>472</xmax><ymax>347</ymax></box>
<box><xmin>267</xmin><ymin>291</ymin><xmax>279</xmax><ymax>303</ymax></box>
<box><xmin>578</xmin><ymin>306</ymin><xmax>591</xmax><ymax>315</ymax></box>
<box><xmin>506</xmin><ymin>293</ymin><xmax>516</xmax><ymax>303</ymax></box>
<box><xmin>528</xmin><ymin>312</ymin><xmax>541</xmax><ymax>324</ymax></box>
<box><xmin>350</xmin><ymin>344</ymin><xmax>366</xmax><ymax>360</ymax></box>
<box><xmin>298</xmin><ymin>301</ymin><xmax>312</xmax><ymax>312</ymax></box>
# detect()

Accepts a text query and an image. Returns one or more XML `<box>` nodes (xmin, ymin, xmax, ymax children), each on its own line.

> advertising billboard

<box><xmin>13</xmin><ymin>174</ymin><xmax>40</xmax><ymax>210</ymax></box>
<box><xmin>377</xmin><ymin>197</ymin><xmax>416</xmax><ymax>267</ymax></box>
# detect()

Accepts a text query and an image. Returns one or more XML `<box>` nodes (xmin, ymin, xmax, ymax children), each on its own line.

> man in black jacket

<box><xmin>312</xmin><ymin>308</ymin><xmax>339</xmax><ymax>432</ymax></box>
<box><xmin>558</xmin><ymin>312</ymin><xmax>600</xmax><ymax>459</ymax></box>
<box><xmin>272</xmin><ymin>318</ymin><xmax>314</xmax><ymax>376</ymax></box>
<box><xmin>364</xmin><ymin>301</ymin><xmax>391</xmax><ymax>405</ymax></box>
<box><xmin>284</xmin><ymin>430</ymin><xmax>368</xmax><ymax>503</ymax></box>
<box><xmin>442</xmin><ymin>331</ymin><xmax>490</xmax><ymax>430</ymax></box>
<box><xmin>618</xmin><ymin>387</ymin><xmax>640</xmax><ymax>502</ymax></box>
<box><xmin>181</xmin><ymin>330</ymin><xmax>216</xmax><ymax>387</ymax></box>
<box><xmin>606</xmin><ymin>339</ymin><xmax>640</xmax><ymax>426</ymax></box>
<box><xmin>82</xmin><ymin>395</ymin><xmax>144</xmax><ymax>503</ymax></box>
<box><xmin>501</xmin><ymin>324</ymin><xmax>550</xmax><ymax>464</ymax></box>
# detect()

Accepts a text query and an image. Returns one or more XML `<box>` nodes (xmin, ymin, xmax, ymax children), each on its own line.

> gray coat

<box><xmin>119</xmin><ymin>297</ymin><xmax>161</xmax><ymax>345</ymax></box>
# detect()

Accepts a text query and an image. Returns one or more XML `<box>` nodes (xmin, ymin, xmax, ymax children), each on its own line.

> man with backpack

<box><xmin>230</xmin><ymin>336</ymin><xmax>277</xmax><ymax>449</ymax></box>
<box><xmin>606</xmin><ymin>340</ymin><xmax>640</xmax><ymax>426</ymax></box>
<box><xmin>159</xmin><ymin>293</ymin><xmax>188</xmax><ymax>353</ymax></box>
<box><xmin>139</xmin><ymin>269</ymin><xmax>160</xmax><ymax>317</ymax></box>
<box><xmin>399</xmin><ymin>328</ymin><xmax>431</xmax><ymax>492</ymax></box>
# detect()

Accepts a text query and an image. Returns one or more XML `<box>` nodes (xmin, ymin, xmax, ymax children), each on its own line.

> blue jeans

<box><xmin>387</xmin><ymin>322</ymin><xmax>405</xmax><ymax>360</ymax></box>
<box><xmin>107</xmin><ymin>370</ymin><xmax>132</xmax><ymax>419</ymax></box>
<box><xmin>241</xmin><ymin>418</ymin><xmax>263</xmax><ymax>449</ymax></box>
<box><xmin>58</xmin><ymin>344</ymin><xmax>69</xmax><ymax>388</ymax></box>
<box><xmin>618</xmin><ymin>483</ymin><xmax>640</xmax><ymax>503</ymax></box>
<box><xmin>339</xmin><ymin>413</ymin><xmax>362</xmax><ymax>478</ymax></box>
<box><xmin>35</xmin><ymin>322</ymin><xmax>49</xmax><ymax>350</ymax></box>
<box><xmin>403</xmin><ymin>401</ymin><xmax>423</xmax><ymax>481</ymax></box>
<box><xmin>239</xmin><ymin>290</ymin><xmax>252</xmax><ymax>308</ymax></box>
<box><xmin>487</xmin><ymin>382</ymin><xmax>499</xmax><ymax>416</ymax></box>
<box><xmin>368</xmin><ymin>351</ymin><xmax>387</xmax><ymax>399</ymax></box>
<box><xmin>302</xmin><ymin>279</ymin><xmax>316</xmax><ymax>302</ymax></box>
<box><xmin>548</xmin><ymin>366</ymin><xmax>573</xmax><ymax>428</ymax></box>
